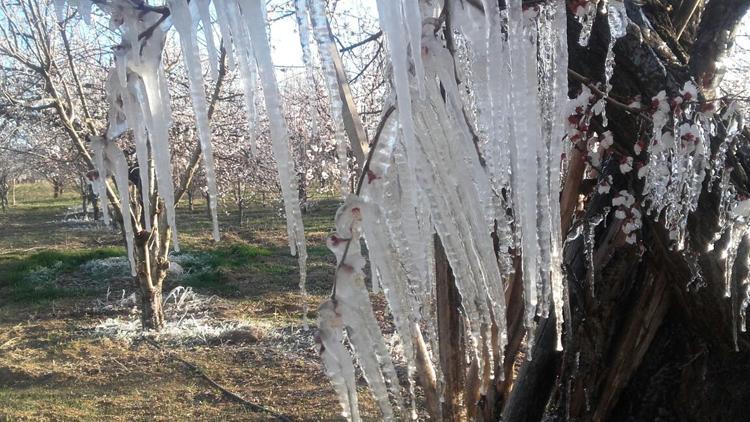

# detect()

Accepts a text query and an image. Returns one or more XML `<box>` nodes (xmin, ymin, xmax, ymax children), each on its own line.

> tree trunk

<box><xmin>498</xmin><ymin>2</ymin><xmax>750</xmax><ymax>421</ymax></box>
<box><xmin>11</xmin><ymin>178</ymin><xmax>15</xmax><ymax>205</ymax></box>
<box><xmin>140</xmin><ymin>286</ymin><xmax>164</xmax><ymax>330</ymax></box>
<box><xmin>187</xmin><ymin>190</ymin><xmax>194</xmax><ymax>211</ymax></box>
<box><xmin>92</xmin><ymin>192</ymin><xmax>100</xmax><ymax>221</ymax></box>
<box><xmin>435</xmin><ymin>235</ymin><xmax>465</xmax><ymax>421</ymax></box>
<box><xmin>133</xmin><ymin>202</ymin><xmax>171</xmax><ymax>331</ymax></box>
<box><xmin>238</xmin><ymin>199</ymin><xmax>244</xmax><ymax>227</ymax></box>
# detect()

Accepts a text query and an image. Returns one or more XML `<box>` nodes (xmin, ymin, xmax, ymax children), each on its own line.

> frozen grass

<box><xmin>0</xmin><ymin>183</ymin><xmax>364</xmax><ymax>420</ymax></box>
<box><xmin>91</xmin><ymin>286</ymin><xmax>272</xmax><ymax>346</ymax></box>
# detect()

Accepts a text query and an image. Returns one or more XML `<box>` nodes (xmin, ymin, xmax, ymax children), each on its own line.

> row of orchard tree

<box><xmin>0</xmin><ymin>0</ymin><xmax>385</xmax><ymax>217</ymax></box>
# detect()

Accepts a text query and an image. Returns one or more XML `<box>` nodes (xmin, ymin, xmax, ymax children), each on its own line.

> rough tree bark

<box><xmin>134</xmin><ymin>200</ymin><xmax>171</xmax><ymax>331</ymax></box>
<box><xmin>428</xmin><ymin>1</ymin><xmax>750</xmax><ymax>421</ymax></box>
<box><xmin>509</xmin><ymin>1</ymin><xmax>750</xmax><ymax>421</ymax></box>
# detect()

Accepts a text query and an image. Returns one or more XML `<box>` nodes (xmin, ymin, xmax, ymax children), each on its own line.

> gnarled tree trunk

<box><xmin>507</xmin><ymin>1</ymin><xmax>750</xmax><ymax>421</ymax></box>
<box><xmin>134</xmin><ymin>201</ymin><xmax>171</xmax><ymax>331</ymax></box>
<box><xmin>431</xmin><ymin>1</ymin><xmax>750</xmax><ymax>421</ymax></box>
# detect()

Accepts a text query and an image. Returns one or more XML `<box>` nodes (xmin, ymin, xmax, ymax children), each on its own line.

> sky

<box><xmin>267</xmin><ymin>0</ymin><xmax>379</xmax><ymax>70</ymax></box>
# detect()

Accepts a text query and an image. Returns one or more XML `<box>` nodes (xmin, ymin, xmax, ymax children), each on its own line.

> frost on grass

<box><xmin>92</xmin><ymin>286</ymin><xmax>263</xmax><ymax>346</ymax></box>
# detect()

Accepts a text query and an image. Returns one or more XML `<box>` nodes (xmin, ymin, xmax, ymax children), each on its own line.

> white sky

<box><xmin>267</xmin><ymin>0</ymin><xmax>379</xmax><ymax>69</ymax></box>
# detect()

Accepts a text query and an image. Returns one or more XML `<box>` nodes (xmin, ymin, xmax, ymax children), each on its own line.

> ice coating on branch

<box><xmin>112</xmin><ymin>6</ymin><xmax>180</xmax><ymax>250</ymax></box>
<box><xmin>327</xmin><ymin>197</ymin><xmax>406</xmax><ymax>420</ymax></box>
<box><xmin>316</xmin><ymin>300</ymin><xmax>361</xmax><ymax>422</ymax></box>
<box><xmin>89</xmin><ymin>136</ymin><xmax>136</xmax><ymax>276</ymax></box>
<box><xmin>194</xmin><ymin>0</ymin><xmax>219</xmax><ymax>81</ymax></box>
<box><xmin>169</xmin><ymin>0</ymin><xmax>220</xmax><ymax>242</ymax></box>
<box><xmin>309</xmin><ymin>0</ymin><xmax>349</xmax><ymax>193</ymax></box>
<box><xmin>238</xmin><ymin>0</ymin><xmax>308</xmax><ymax>324</ymax></box>
<box><xmin>294</xmin><ymin>0</ymin><xmax>319</xmax><ymax>139</ymax></box>
<box><xmin>641</xmin><ymin>82</ymin><xmax>708</xmax><ymax>251</ymax></box>
<box><xmin>222</xmin><ymin>1</ymin><xmax>260</xmax><ymax>155</ymax></box>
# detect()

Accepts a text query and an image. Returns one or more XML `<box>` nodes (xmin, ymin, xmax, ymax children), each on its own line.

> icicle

<box><xmin>53</xmin><ymin>0</ymin><xmax>66</xmax><ymax>22</ymax></box>
<box><xmin>294</xmin><ymin>0</ymin><xmax>319</xmax><ymax>140</ymax></box>
<box><xmin>599</xmin><ymin>0</ymin><xmax>629</xmax><ymax>127</ymax></box>
<box><xmin>574</xmin><ymin>0</ymin><xmax>597</xmax><ymax>46</ymax></box>
<box><xmin>507</xmin><ymin>0</ymin><xmax>542</xmax><ymax>345</ymax></box>
<box><xmin>140</xmin><ymin>61</ymin><xmax>180</xmax><ymax>250</ymax></box>
<box><xmin>360</xmin><ymin>113</ymin><xmax>423</xmax><ymax>419</ymax></box>
<box><xmin>89</xmin><ymin>133</ymin><xmax>136</xmax><ymax>276</ymax></box>
<box><xmin>196</xmin><ymin>0</ymin><xmax>220</xmax><ymax>81</ymax></box>
<box><xmin>223</xmin><ymin>0</ymin><xmax>259</xmax><ymax>155</ymax></box>
<box><xmin>90</xmin><ymin>136</ymin><xmax>110</xmax><ymax>226</ymax></box>
<box><xmin>239</xmin><ymin>0</ymin><xmax>308</xmax><ymax>325</ymax></box>
<box><xmin>309</xmin><ymin>0</ymin><xmax>349</xmax><ymax>194</ymax></box>
<box><xmin>105</xmin><ymin>142</ymin><xmax>137</xmax><ymax>277</ymax></box>
<box><xmin>213</xmin><ymin>0</ymin><xmax>238</xmax><ymax>72</ymax></box>
<box><xmin>79</xmin><ymin>0</ymin><xmax>92</xmax><ymax>24</ymax></box>
<box><xmin>375</xmin><ymin>0</ymin><xmax>419</xmax><ymax>174</ymax></box>
<box><xmin>115</xmin><ymin>7</ymin><xmax>180</xmax><ymax>250</ymax></box>
<box><xmin>401</xmin><ymin>0</ymin><xmax>425</xmax><ymax>97</ymax></box>
<box><xmin>327</xmin><ymin>197</ymin><xmax>405</xmax><ymax>420</ymax></box>
<box><xmin>546</xmin><ymin>0</ymin><xmax>570</xmax><ymax>350</ymax></box>
<box><xmin>121</xmin><ymin>77</ymin><xmax>153</xmax><ymax>231</ymax></box>
<box><xmin>317</xmin><ymin>300</ymin><xmax>361</xmax><ymax>422</ymax></box>
<box><xmin>169</xmin><ymin>0</ymin><xmax>221</xmax><ymax>242</ymax></box>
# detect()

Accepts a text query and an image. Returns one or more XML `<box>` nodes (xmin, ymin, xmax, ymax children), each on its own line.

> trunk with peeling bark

<box><xmin>134</xmin><ymin>201</ymin><xmax>171</xmax><ymax>331</ymax></box>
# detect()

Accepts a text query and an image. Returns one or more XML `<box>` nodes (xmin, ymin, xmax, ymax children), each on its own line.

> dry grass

<box><xmin>0</xmin><ymin>183</ymin><xmax>389</xmax><ymax>421</ymax></box>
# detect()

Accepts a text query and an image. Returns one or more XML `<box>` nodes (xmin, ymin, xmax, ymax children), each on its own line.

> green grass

<box><xmin>0</xmin><ymin>247</ymin><xmax>125</xmax><ymax>304</ymax></box>
<box><xmin>203</xmin><ymin>243</ymin><xmax>273</xmax><ymax>268</ymax></box>
<box><xmin>0</xmin><ymin>248</ymin><xmax>125</xmax><ymax>286</ymax></box>
<box><xmin>179</xmin><ymin>270</ymin><xmax>239</xmax><ymax>295</ymax></box>
<box><xmin>1</xmin><ymin>182</ymin><xmax>340</xmax><ymax>303</ymax></box>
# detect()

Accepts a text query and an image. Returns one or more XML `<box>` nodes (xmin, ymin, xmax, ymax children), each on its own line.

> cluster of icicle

<box><xmin>637</xmin><ymin>85</ymin><xmax>750</xmax><ymax>335</ymax></box>
<box><xmin>314</xmin><ymin>0</ymin><xmax>577</xmax><ymax>419</ymax></box>
<box><xmin>56</xmin><ymin>0</ymin><xmax>308</xmax><ymax>309</ymax></box>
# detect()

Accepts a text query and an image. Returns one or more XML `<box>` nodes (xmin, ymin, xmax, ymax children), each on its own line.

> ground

<box><xmin>0</xmin><ymin>183</ymin><xmax>386</xmax><ymax>421</ymax></box>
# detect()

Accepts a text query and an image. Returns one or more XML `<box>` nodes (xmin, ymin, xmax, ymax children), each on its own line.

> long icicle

<box><xmin>169</xmin><ymin>0</ymin><xmax>221</xmax><ymax>241</ymax></box>
<box><xmin>238</xmin><ymin>0</ymin><xmax>309</xmax><ymax>325</ymax></box>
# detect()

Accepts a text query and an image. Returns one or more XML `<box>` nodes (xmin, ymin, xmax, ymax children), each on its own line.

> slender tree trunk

<box><xmin>11</xmin><ymin>178</ymin><xmax>15</xmax><ymax>206</ymax></box>
<box><xmin>238</xmin><ymin>199</ymin><xmax>244</xmax><ymax>227</ymax></box>
<box><xmin>435</xmin><ymin>235</ymin><xmax>465</xmax><ymax>421</ymax></box>
<box><xmin>92</xmin><ymin>192</ymin><xmax>100</xmax><ymax>221</ymax></box>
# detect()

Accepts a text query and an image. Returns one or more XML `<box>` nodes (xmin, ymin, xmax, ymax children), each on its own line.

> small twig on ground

<box><xmin>141</xmin><ymin>337</ymin><xmax>293</xmax><ymax>422</ymax></box>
